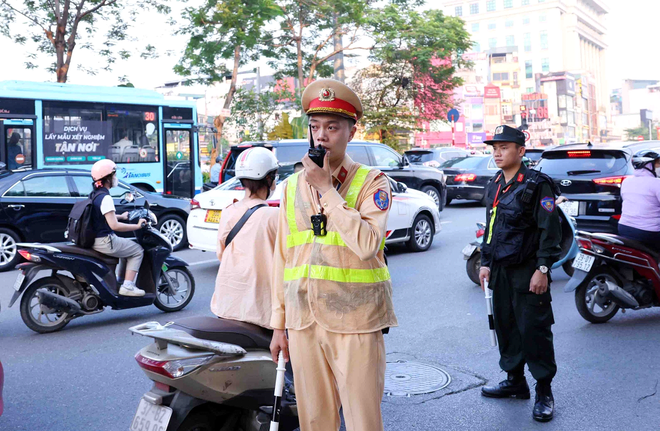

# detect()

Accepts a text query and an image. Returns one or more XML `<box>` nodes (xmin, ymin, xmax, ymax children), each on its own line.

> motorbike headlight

<box><xmin>148</xmin><ymin>210</ymin><xmax>158</xmax><ymax>225</ymax></box>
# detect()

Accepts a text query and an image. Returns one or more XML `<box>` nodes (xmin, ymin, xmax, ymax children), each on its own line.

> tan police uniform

<box><xmin>271</xmin><ymin>79</ymin><xmax>398</xmax><ymax>431</ymax></box>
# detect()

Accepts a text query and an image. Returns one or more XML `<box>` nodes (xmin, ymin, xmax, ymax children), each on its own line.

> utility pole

<box><xmin>333</xmin><ymin>13</ymin><xmax>345</xmax><ymax>83</ymax></box>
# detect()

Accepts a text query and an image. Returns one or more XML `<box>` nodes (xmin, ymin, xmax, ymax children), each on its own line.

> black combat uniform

<box><xmin>480</xmin><ymin>125</ymin><xmax>562</xmax><ymax>422</ymax></box>
<box><xmin>482</xmin><ymin>163</ymin><xmax>562</xmax><ymax>381</ymax></box>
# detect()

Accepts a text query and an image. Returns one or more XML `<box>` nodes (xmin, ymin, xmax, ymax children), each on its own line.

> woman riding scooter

<box><xmin>210</xmin><ymin>147</ymin><xmax>280</xmax><ymax>329</ymax></box>
<box><xmin>90</xmin><ymin>159</ymin><xmax>147</xmax><ymax>297</ymax></box>
<box><xmin>618</xmin><ymin>150</ymin><xmax>660</xmax><ymax>249</ymax></box>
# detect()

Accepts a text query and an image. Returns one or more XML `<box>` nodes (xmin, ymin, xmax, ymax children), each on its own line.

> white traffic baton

<box><xmin>484</xmin><ymin>281</ymin><xmax>497</xmax><ymax>347</ymax></box>
<box><xmin>269</xmin><ymin>351</ymin><xmax>287</xmax><ymax>431</ymax></box>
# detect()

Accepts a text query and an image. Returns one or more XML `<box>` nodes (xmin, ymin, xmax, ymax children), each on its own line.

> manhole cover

<box><xmin>384</xmin><ymin>361</ymin><xmax>451</xmax><ymax>396</ymax></box>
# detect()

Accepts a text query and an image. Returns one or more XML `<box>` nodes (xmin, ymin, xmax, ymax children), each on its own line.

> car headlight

<box><xmin>148</xmin><ymin>210</ymin><xmax>158</xmax><ymax>225</ymax></box>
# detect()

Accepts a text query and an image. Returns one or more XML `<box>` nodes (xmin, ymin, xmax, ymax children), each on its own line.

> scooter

<box><xmin>564</xmin><ymin>231</ymin><xmax>660</xmax><ymax>323</ymax></box>
<box><xmin>462</xmin><ymin>203</ymin><xmax>579</xmax><ymax>285</ymax></box>
<box><xmin>129</xmin><ymin>317</ymin><xmax>299</xmax><ymax>431</ymax></box>
<box><xmin>9</xmin><ymin>195</ymin><xmax>195</xmax><ymax>333</ymax></box>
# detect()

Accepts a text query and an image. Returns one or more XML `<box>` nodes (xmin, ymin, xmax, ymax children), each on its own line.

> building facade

<box><xmin>442</xmin><ymin>0</ymin><xmax>609</xmax><ymax>137</ymax></box>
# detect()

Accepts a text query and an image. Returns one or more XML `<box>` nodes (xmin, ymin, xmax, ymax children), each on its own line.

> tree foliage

<box><xmin>352</xmin><ymin>6</ymin><xmax>472</xmax><ymax>149</ymax></box>
<box><xmin>0</xmin><ymin>0</ymin><xmax>170</xmax><ymax>82</ymax></box>
<box><xmin>624</xmin><ymin>125</ymin><xmax>651</xmax><ymax>141</ymax></box>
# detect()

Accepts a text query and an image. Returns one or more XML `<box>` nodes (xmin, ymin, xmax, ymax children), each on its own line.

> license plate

<box><xmin>461</xmin><ymin>244</ymin><xmax>477</xmax><ymax>258</ymax></box>
<box><xmin>572</xmin><ymin>252</ymin><xmax>595</xmax><ymax>272</ymax></box>
<box><xmin>205</xmin><ymin>209</ymin><xmax>222</xmax><ymax>223</ymax></box>
<box><xmin>130</xmin><ymin>398</ymin><xmax>172</xmax><ymax>431</ymax></box>
<box><xmin>13</xmin><ymin>271</ymin><xmax>25</xmax><ymax>291</ymax></box>
<box><xmin>559</xmin><ymin>201</ymin><xmax>579</xmax><ymax>217</ymax></box>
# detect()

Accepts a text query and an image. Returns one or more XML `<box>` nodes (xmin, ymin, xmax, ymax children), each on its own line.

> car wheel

<box><xmin>421</xmin><ymin>185</ymin><xmax>442</xmax><ymax>210</ymax></box>
<box><xmin>0</xmin><ymin>228</ymin><xmax>21</xmax><ymax>272</ymax></box>
<box><xmin>446</xmin><ymin>197</ymin><xmax>453</xmax><ymax>206</ymax></box>
<box><xmin>158</xmin><ymin>214</ymin><xmax>188</xmax><ymax>251</ymax></box>
<box><xmin>407</xmin><ymin>214</ymin><xmax>434</xmax><ymax>252</ymax></box>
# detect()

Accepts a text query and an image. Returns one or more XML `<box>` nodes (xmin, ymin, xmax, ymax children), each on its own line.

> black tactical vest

<box><xmin>485</xmin><ymin>169</ymin><xmax>558</xmax><ymax>266</ymax></box>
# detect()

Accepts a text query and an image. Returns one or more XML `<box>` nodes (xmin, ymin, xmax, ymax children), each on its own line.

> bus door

<box><xmin>163</xmin><ymin>123</ymin><xmax>193</xmax><ymax>198</ymax></box>
<box><xmin>0</xmin><ymin>119</ymin><xmax>34</xmax><ymax>170</ymax></box>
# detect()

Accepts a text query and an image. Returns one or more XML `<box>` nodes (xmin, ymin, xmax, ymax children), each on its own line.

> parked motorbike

<box><xmin>8</xmin><ymin>194</ymin><xmax>195</xmax><ymax>333</ymax></box>
<box><xmin>565</xmin><ymin>231</ymin><xmax>660</xmax><ymax>323</ymax></box>
<box><xmin>130</xmin><ymin>317</ymin><xmax>299</xmax><ymax>431</ymax></box>
<box><xmin>462</xmin><ymin>204</ymin><xmax>579</xmax><ymax>285</ymax></box>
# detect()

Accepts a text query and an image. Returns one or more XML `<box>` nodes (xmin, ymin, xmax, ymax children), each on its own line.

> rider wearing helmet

<box><xmin>619</xmin><ymin>150</ymin><xmax>660</xmax><ymax>248</ymax></box>
<box><xmin>90</xmin><ymin>159</ymin><xmax>147</xmax><ymax>296</ymax></box>
<box><xmin>210</xmin><ymin>147</ymin><xmax>280</xmax><ymax>328</ymax></box>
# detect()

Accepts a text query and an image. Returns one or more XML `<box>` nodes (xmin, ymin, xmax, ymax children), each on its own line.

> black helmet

<box><xmin>633</xmin><ymin>150</ymin><xmax>660</xmax><ymax>170</ymax></box>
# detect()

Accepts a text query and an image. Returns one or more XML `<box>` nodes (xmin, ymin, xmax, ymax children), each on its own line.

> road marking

<box><xmin>189</xmin><ymin>259</ymin><xmax>219</xmax><ymax>267</ymax></box>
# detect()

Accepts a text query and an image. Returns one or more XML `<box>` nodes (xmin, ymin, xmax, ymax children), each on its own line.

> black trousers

<box><xmin>491</xmin><ymin>261</ymin><xmax>557</xmax><ymax>382</ymax></box>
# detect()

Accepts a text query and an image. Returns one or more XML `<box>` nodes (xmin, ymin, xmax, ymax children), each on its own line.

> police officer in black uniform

<box><xmin>479</xmin><ymin>125</ymin><xmax>562</xmax><ymax>422</ymax></box>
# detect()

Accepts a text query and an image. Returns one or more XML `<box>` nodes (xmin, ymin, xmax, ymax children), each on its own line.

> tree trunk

<box><xmin>54</xmin><ymin>18</ymin><xmax>68</xmax><ymax>82</ymax></box>
<box><xmin>210</xmin><ymin>44</ymin><xmax>242</xmax><ymax>168</ymax></box>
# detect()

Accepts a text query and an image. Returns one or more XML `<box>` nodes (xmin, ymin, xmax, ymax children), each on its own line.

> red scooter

<box><xmin>565</xmin><ymin>230</ymin><xmax>660</xmax><ymax>323</ymax></box>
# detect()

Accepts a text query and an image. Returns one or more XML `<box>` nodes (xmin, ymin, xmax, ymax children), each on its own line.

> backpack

<box><xmin>65</xmin><ymin>189</ymin><xmax>108</xmax><ymax>248</ymax></box>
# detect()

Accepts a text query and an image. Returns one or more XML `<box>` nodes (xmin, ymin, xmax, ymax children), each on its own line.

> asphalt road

<box><xmin>1</xmin><ymin>201</ymin><xmax>660</xmax><ymax>431</ymax></box>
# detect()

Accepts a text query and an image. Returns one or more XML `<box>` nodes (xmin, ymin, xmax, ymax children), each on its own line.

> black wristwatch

<box><xmin>537</xmin><ymin>265</ymin><xmax>549</xmax><ymax>274</ymax></box>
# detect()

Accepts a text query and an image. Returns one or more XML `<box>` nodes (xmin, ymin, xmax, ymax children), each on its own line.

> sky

<box><xmin>0</xmin><ymin>0</ymin><xmax>656</xmax><ymax>92</ymax></box>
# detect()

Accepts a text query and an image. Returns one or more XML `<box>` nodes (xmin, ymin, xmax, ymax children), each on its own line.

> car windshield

<box><xmin>405</xmin><ymin>151</ymin><xmax>433</xmax><ymax>163</ymax></box>
<box><xmin>525</xmin><ymin>151</ymin><xmax>543</xmax><ymax>161</ymax></box>
<box><xmin>535</xmin><ymin>151</ymin><xmax>628</xmax><ymax>175</ymax></box>
<box><xmin>440</xmin><ymin>156</ymin><xmax>484</xmax><ymax>169</ymax></box>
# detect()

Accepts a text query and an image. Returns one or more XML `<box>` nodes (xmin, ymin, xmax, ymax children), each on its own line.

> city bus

<box><xmin>0</xmin><ymin>80</ymin><xmax>202</xmax><ymax>198</ymax></box>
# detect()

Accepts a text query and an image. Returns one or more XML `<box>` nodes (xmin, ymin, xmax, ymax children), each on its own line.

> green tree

<box><xmin>624</xmin><ymin>125</ymin><xmax>651</xmax><ymax>141</ymax></box>
<box><xmin>351</xmin><ymin>6</ymin><xmax>472</xmax><ymax>149</ymax></box>
<box><xmin>0</xmin><ymin>0</ymin><xmax>169</xmax><ymax>82</ymax></box>
<box><xmin>228</xmin><ymin>83</ymin><xmax>298</xmax><ymax>141</ymax></box>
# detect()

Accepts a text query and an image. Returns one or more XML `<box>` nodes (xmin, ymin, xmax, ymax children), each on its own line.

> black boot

<box><xmin>533</xmin><ymin>381</ymin><xmax>554</xmax><ymax>422</ymax></box>
<box><xmin>481</xmin><ymin>373</ymin><xmax>530</xmax><ymax>399</ymax></box>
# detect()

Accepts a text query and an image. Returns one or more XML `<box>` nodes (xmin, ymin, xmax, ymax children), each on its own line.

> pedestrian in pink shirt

<box><xmin>619</xmin><ymin>150</ymin><xmax>660</xmax><ymax>249</ymax></box>
<box><xmin>210</xmin><ymin>147</ymin><xmax>280</xmax><ymax>329</ymax></box>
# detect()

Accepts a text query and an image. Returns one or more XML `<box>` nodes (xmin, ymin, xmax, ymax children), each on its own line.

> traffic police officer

<box><xmin>479</xmin><ymin>125</ymin><xmax>562</xmax><ymax>422</ymax></box>
<box><xmin>269</xmin><ymin>79</ymin><xmax>397</xmax><ymax>431</ymax></box>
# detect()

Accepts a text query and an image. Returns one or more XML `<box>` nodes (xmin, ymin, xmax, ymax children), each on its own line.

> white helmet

<box><xmin>235</xmin><ymin>147</ymin><xmax>279</xmax><ymax>180</ymax></box>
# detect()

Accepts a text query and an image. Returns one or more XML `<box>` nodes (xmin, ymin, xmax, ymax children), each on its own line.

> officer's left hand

<box><xmin>530</xmin><ymin>270</ymin><xmax>548</xmax><ymax>295</ymax></box>
<box><xmin>302</xmin><ymin>151</ymin><xmax>333</xmax><ymax>195</ymax></box>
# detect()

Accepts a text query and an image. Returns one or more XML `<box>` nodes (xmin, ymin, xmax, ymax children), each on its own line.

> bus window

<box><xmin>42</xmin><ymin>101</ymin><xmax>159</xmax><ymax>165</ymax></box>
<box><xmin>5</xmin><ymin>127</ymin><xmax>32</xmax><ymax>170</ymax></box>
<box><xmin>107</xmin><ymin>106</ymin><xmax>159</xmax><ymax>163</ymax></box>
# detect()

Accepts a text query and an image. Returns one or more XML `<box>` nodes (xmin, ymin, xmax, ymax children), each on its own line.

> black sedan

<box><xmin>442</xmin><ymin>156</ymin><xmax>499</xmax><ymax>206</ymax></box>
<box><xmin>0</xmin><ymin>169</ymin><xmax>191</xmax><ymax>271</ymax></box>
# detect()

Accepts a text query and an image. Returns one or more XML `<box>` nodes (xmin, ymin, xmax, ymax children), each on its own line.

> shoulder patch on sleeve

<box><xmin>375</xmin><ymin>172</ymin><xmax>385</xmax><ymax>179</ymax></box>
<box><xmin>374</xmin><ymin>189</ymin><xmax>390</xmax><ymax>211</ymax></box>
<box><xmin>540</xmin><ymin>196</ymin><xmax>555</xmax><ymax>212</ymax></box>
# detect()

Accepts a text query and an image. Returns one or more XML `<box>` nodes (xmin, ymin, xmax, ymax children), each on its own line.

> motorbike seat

<box><xmin>171</xmin><ymin>316</ymin><xmax>273</xmax><ymax>350</ymax></box>
<box><xmin>50</xmin><ymin>242</ymin><xmax>120</xmax><ymax>266</ymax></box>
<box><xmin>599</xmin><ymin>235</ymin><xmax>660</xmax><ymax>263</ymax></box>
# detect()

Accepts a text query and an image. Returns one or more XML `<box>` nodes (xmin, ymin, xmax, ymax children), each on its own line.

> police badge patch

<box><xmin>540</xmin><ymin>196</ymin><xmax>555</xmax><ymax>212</ymax></box>
<box><xmin>374</xmin><ymin>189</ymin><xmax>390</xmax><ymax>211</ymax></box>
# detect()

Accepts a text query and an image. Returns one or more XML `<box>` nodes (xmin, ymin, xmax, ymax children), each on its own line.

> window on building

<box><xmin>455</xmin><ymin>6</ymin><xmax>463</xmax><ymax>16</ymax></box>
<box><xmin>522</xmin><ymin>0</ymin><xmax>530</xmax><ymax>4</ymax></box>
<box><xmin>487</xmin><ymin>0</ymin><xmax>496</xmax><ymax>11</ymax></box>
<box><xmin>540</xmin><ymin>31</ymin><xmax>548</xmax><ymax>50</ymax></box>
<box><xmin>504</xmin><ymin>0</ymin><xmax>513</xmax><ymax>8</ymax></box>
<box><xmin>539</xmin><ymin>13</ymin><xmax>547</xmax><ymax>22</ymax></box>
<box><xmin>472</xmin><ymin>41</ymin><xmax>481</xmax><ymax>52</ymax></box>
<box><xmin>488</xmin><ymin>22</ymin><xmax>497</xmax><ymax>30</ymax></box>
<box><xmin>526</xmin><ymin>87</ymin><xmax>534</xmax><ymax>93</ymax></box>
<box><xmin>489</xmin><ymin>37</ymin><xmax>498</xmax><ymax>48</ymax></box>
<box><xmin>525</xmin><ymin>60</ymin><xmax>533</xmax><ymax>79</ymax></box>
<box><xmin>493</xmin><ymin>72</ymin><xmax>510</xmax><ymax>81</ymax></box>
<box><xmin>470</xmin><ymin>3</ymin><xmax>479</xmax><ymax>14</ymax></box>
<box><xmin>506</xmin><ymin>35</ymin><xmax>515</xmax><ymax>46</ymax></box>
<box><xmin>539</xmin><ymin>0</ymin><xmax>546</xmax><ymax>2</ymax></box>
<box><xmin>523</xmin><ymin>16</ymin><xmax>530</xmax><ymax>25</ymax></box>
<box><xmin>502</xmin><ymin>105</ymin><xmax>511</xmax><ymax>115</ymax></box>
<box><xmin>472</xmin><ymin>23</ymin><xmax>480</xmax><ymax>32</ymax></box>
<box><xmin>524</xmin><ymin>33</ymin><xmax>531</xmax><ymax>52</ymax></box>
<box><xmin>513</xmin><ymin>71</ymin><xmax>519</xmax><ymax>85</ymax></box>
<box><xmin>505</xmin><ymin>19</ymin><xmax>514</xmax><ymax>28</ymax></box>
<box><xmin>542</xmin><ymin>58</ymin><xmax>549</xmax><ymax>72</ymax></box>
